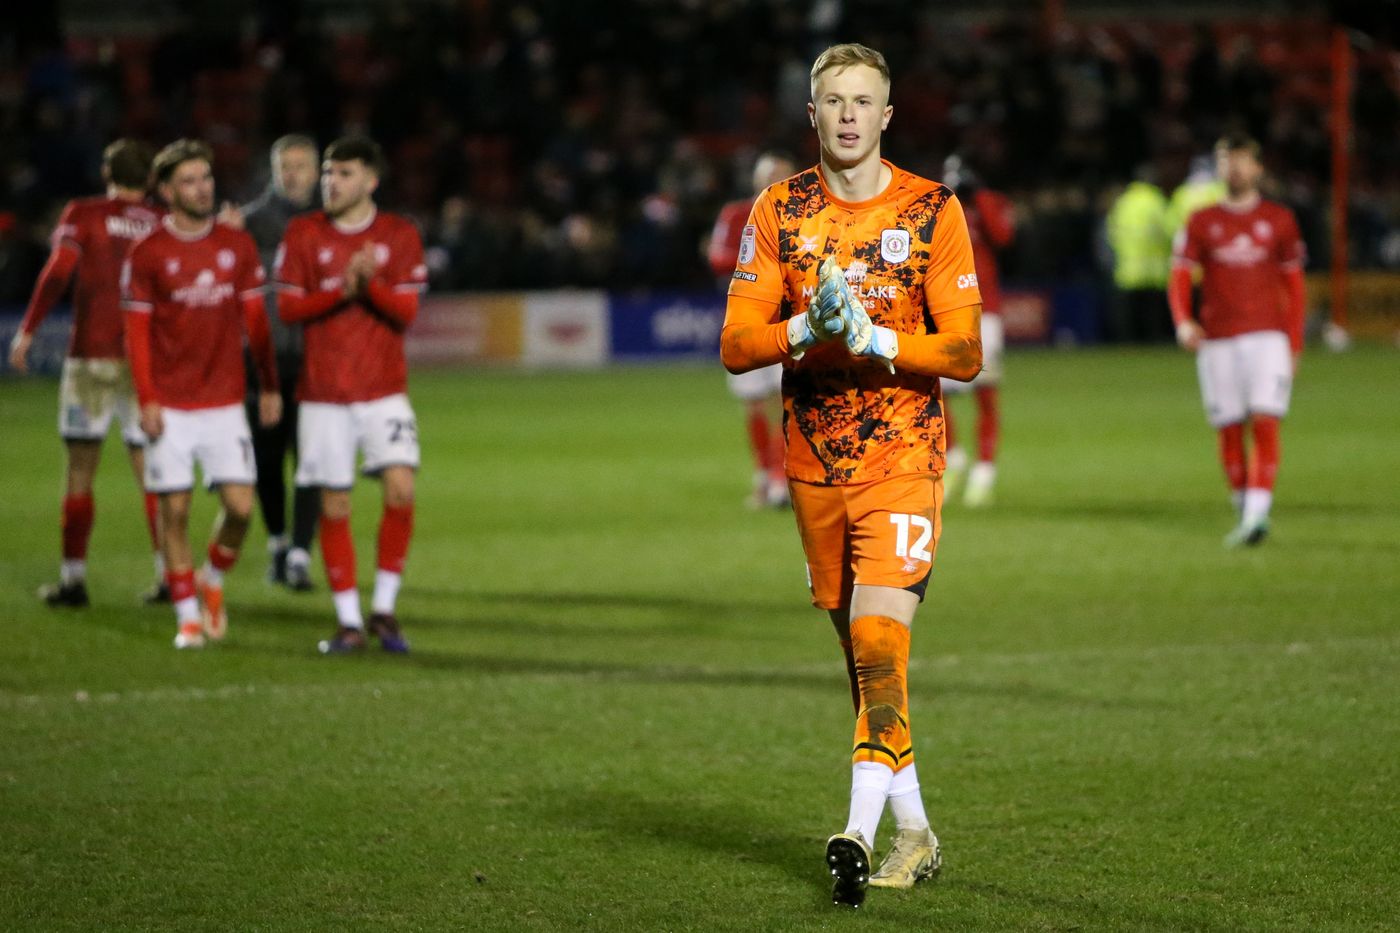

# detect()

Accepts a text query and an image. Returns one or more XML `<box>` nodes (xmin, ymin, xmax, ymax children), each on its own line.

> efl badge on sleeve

<box><xmin>881</xmin><ymin>228</ymin><xmax>910</xmax><ymax>264</ymax></box>
<box><xmin>738</xmin><ymin>225</ymin><xmax>757</xmax><ymax>265</ymax></box>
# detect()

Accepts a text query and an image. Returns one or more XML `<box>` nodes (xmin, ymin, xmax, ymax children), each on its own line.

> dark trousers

<box><xmin>247</xmin><ymin>354</ymin><xmax>319</xmax><ymax>551</ymax></box>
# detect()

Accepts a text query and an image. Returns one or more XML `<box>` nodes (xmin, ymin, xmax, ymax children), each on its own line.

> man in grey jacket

<box><xmin>229</xmin><ymin>134</ymin><xmax>321</xmax><ymax>589</ymax></box>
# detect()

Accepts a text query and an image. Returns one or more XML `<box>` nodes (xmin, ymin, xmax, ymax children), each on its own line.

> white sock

<box><xmin>1242</xmin><ymin>488</ymin><xmax>1272</xmax><ymax>528</ymax></box>
<box><xmin>968</xmin><ymin>461</ymin><xmax>996</xmax><ymax>486</ymax></box>
<box><xmin>267</xmin><ymin>533</ymin><xmax>289</xmax><ymax>554</ymax></box>
<box><xmin>946</xmin><ymin>445</ymin><xmax>969</xmax><ymax>473</ymax></box>
<box><xmin>153</xmin><ymin>552</ymin><xmax>166</xmax><ymax>578</ymax></box>
<box><xmin>844</xmin><ymin>761</ymin><xmax>894</xmax><ymax>850</ymax></box>
<box><xmin>371</xmin><ymin>569</ymin><xmax>402</xmax><ymax>615</ymax></box>
<box><xmin>886</xmin><ymin>763</ymin><xmax>930</xmax><ymax>832</ymax></box>
<box><xmin>333</xmin><ymin>588</ymin><xmax>364</xmax><ymax>628</ymax></box>
<box><xmin>1231</xmin><ymin>489</ymin><xmax>1245</xmax><ymax>517</ymax></box>
<box><xmin>61</xmin><ymin>559</ymin><xmax>86</xmax><ymax>585</ymax></box>
<box><xmin>286</xmin><ymin>547</ymin><xmax>310</xmax><ymax>569</ymax></box>
<box><xmin>202</xmin><ymin>563</ymin><xmax>225</xmax><ymax>588</ymax></box>
<box><xmin>174</xmin><ymin>596</ymin><xmax>199</xmax><ymax>626</ymax></box>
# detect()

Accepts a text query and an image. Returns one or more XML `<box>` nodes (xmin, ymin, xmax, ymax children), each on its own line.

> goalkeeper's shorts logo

<box><xmin>880</xmin><ymin>228</ymin><xmax>909</xmax><ymax>263</ymax></box>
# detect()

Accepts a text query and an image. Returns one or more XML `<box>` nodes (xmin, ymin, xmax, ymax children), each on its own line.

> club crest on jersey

<box><xmin>738</xmin><ymin>225</ymin><xmax>757</xmax><ymax>265</ymax></box>
<box><xmin>1254</xmin><ymin>220</ymin><xmax>1273</xmax><ymax>240</ymax></box>
<box><xmin>165</xmin><ymin>259</ymin><xmax>180</xmax><ymax>275</ymax></box>
<box><xmin>318</xmin><ymin>247</ymin><xmax>334</xmax><ymax>266</ymax></box>
<box><xmin>216</xmin><ymin>248</ymin><xmax>236</xmax><ymax>271</ymax></box>
<box><xmin>881</xmin><ymin>228</ymin><xmax>910</xmax><ymax>264</ymax></box>
<box><xmin>374</xmin><ymin>243</ymin><xmax>391</xmax><ymax>266</ymax></box>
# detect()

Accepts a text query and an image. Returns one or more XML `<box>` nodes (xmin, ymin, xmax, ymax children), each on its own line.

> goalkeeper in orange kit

<box><xmin>720</xmin><ymin>42</ymin><xmax>983</xmax><ymax>907</ymax></box>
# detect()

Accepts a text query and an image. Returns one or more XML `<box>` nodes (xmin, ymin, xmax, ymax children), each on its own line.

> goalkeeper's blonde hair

<box><xmin>810</xmin><ymin>43</ymin><xmax>890</xmax><ymax>98</ymax></box>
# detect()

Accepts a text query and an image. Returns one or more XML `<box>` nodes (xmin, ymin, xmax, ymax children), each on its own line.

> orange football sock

<box><xmin>850</xmin><ymin>615</ymin><xmax>913</xmax><ymax>772</ymax></box>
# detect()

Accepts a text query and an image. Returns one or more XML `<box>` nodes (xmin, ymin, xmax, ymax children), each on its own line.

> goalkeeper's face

<box><xmin>808</xmin><ymin>64</ymin><xmax>892</xmax><ymax>171</ymax></box>
<box><xmin>321</xmin><ymin>159</ymin><xmax>379</xmax><ymax>218</ymax></box>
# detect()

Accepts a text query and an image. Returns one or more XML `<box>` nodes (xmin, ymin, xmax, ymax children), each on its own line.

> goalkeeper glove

<box><xmin>831</xmin><ymin>262</ymin><xmax>898</xmax><ymax>373</ymax></box>
<box><xmin>788</xmin><ymin>256</ymin><xmax>848</xmax><ymax>357</ymax></box>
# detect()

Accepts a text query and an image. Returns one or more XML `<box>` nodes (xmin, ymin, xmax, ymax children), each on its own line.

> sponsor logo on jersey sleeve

<box><xmin>957</xmin><ymin>273</ymin><xmax>979</xmax><ymax>289</ymax></box>
<box><xmin>732</xmin><ymin>270</ymin><xmax>757</xmax><ymax>282</ymax></box>
<box><xmin>737</xmin><ymin>225</ymin><xmax>757</xmax><ymax>265</ymax></box>
<box><xmin>880</xmin><ymin>228</ymin><xmax>910</xmax><ymax>263</ymax></box>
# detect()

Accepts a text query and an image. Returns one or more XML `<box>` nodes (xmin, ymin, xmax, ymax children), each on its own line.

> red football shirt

<box><xmin>22</xmin><ymin>196</ymin><xmax>162</xmax><ymax>358</ymax></box>
<box><xmin>1173</xmin><ymin>198</ymin><xmax>1305</xmax><ymax>339</ymax></box>
<box><xmin>707</xmin><ymin>199</ymin><xmax>753</xmax><ymax>278</ymax></box>
<box><xmin>274</xmin><ymin>209</ymin><xmax>427</xmax><ymax>404</ymax></box>
<box><xmin>965</xmin><ymin>189</ymin><xmax>1015</xmax><ymax>315</ymax></box>
<box><xmin>120</xmin><ymin>218</ymin><xmax>266</xmax><ymax>409</ymax></box>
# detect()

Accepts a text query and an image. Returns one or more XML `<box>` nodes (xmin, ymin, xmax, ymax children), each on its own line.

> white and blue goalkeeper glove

<box><xmin>787</xmin><ymin>256</ymin><xmax>848</xmax><ymax>358</ymax></box>
<box><xmin>827</xmin><ymin>259</ymin><xmax>898</xmax><ymax>373</ymax></box>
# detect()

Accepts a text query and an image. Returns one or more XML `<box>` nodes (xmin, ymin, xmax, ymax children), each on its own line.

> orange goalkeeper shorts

<box><xmin>789</xmin><ymin>472</ymin><xmax>944</xmax><ymax>610</ymax></box>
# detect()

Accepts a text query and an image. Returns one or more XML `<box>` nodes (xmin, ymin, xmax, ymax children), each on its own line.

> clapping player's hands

<box><xmin>835</xmin><ymin>267</ymin><xmax>897</xmax><ymax>373</ymax></box>
<box><xmin>788</xmin><ymin>256</ymin><xmax>849</xmax><ymax>357</ymax></box>
<box><xmin>140</xmin><ymin>402</ymin><xmax>164</xmax><ymax>441</ymax></box>
<box><xmin>258</xmin><ymin>391</ymin><xmax>282</xmax><ymax>428</ymax></box>
<box><xmin>344</xmin><ymin>244</ymin><xmax>378</xmax><ymax>297</ymax></box>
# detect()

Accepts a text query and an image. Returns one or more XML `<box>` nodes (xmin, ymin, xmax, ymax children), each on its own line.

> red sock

<box><xmin>1247</xmin><ymin>416</ymin><xmax>1281</xmax><ymax>491</ymax></box>
<box><xmin>320</xmin><ymin>515</ymin><xmax>357</xmax><ymax>593</ymax></box>
<box><xmin>944</xmin><ymin>405</ymin><xmax>957</xmax><ymax>450</ymax></box>
<box><xmin>1218</xmin><ymin>423</ymin><xmax>1246</xmax><ymax>493</ymax></box>
<box><xmin>975</xmin><ymin>385</ymin><xmax>999</xmax><ymax>463</ymax></box>
<box><xmin>143</xmin><ymin>493</ymin><xmax>160</xmax><ymax>550</ymax></box>
<box><xmin>167</xmin><ymin>567</ymin><xmax>196</xmax><ymax>603</ymax></box>
<box><xmin>207</xmin><ymin>541</ymin><xmax>238</xmax><ymax>572</ymax></box>
<box><xmin>745</xmin><ymin>406</ymin><xmax>769</xmax><ymax>470</ymax></box>
<box><xmin>377</xmin><ymin>504</ymin><xmax>414</xmax><ymax>573</ymax></box>
<box><xmin>61</xmin><ymin>493</ymin><xmax>95</xmax><ymax>560</ymax></box>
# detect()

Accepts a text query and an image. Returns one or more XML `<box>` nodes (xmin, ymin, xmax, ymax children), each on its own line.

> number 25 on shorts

<box><xmin>889</xmin><ymin>513</ymin><xmax>933</xmax><ymax>562</ymax></box>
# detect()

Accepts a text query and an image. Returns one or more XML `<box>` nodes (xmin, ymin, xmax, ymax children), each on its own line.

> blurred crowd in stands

<box><xmin>1</xmin><ymin>1</ymin><xmax>1397</xmax><ymax>309</ymax></box>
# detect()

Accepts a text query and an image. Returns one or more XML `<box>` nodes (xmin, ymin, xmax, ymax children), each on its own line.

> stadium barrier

<box><xmin>7</xmin><ymin>275</ymin><xmax>1394</xmax><ymax>376</ymax></box>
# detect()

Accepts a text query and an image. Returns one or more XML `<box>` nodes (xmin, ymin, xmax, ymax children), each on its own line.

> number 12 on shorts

<box><xmin>889</xmin><ymin>513</ymin><xmax>933</xmax><ymax>562</ymax></box>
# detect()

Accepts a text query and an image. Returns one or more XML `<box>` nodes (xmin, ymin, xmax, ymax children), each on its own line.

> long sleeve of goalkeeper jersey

<box><xmin>895</xmin><ymin>303</ymin><xmax>983</xmax><ymax>381</ymax></box>
<box><xmin>720</xmin><ymin>294</ymin><xmax>790</xmax><ymax>373</ymax></box>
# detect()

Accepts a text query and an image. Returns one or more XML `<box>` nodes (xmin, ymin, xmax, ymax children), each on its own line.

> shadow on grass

<box><xmin>553</xmin><ymin>787</ymin><xmax>818</xmax><ymax>888</ymax></box>
<box><xmin>409</xmin><ymin>586</ymin><xmax>792</xmax><ymax>617</ymax></box>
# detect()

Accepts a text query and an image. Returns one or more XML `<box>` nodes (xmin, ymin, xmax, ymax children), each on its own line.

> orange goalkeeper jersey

<box><xmin>725</xmin><ymin>161</ymin><xmax>982</xmax><ymax>485</ymax></box>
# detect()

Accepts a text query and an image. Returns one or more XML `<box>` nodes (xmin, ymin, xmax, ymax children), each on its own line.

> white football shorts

<box><xmin>941</xmin><ymin>311</ymin><xmax>1003</xmax><ymax>393</ymax></box>
<box><xmin>1196</xmin><ymin>329</ymin><xmax>1293</xmax><ymax>428</ymax></box>
<box><xmin>58</xmin><ymin>357</ymin><xmax>146</xmax><ymax>445</ymax></box>
<box><xmin>144</xmin><ymin>404</ymin><xmax>256</xmax><ymax>493</ymax></box>
<box><xmin>726</xmin><ymin>361</ymin><xmax>783</xmax><ymax>402</ymax></box>
<box><xmin>296</xmin><ymin>393</ymin><xmax>420</xmax><ymax>490</ymax></box>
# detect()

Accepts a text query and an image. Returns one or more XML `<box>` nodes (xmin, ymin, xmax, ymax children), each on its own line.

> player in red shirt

<box><xmin>8</xmin><ymin>140</ymin><xmax>167</xmax><ymax>607</ymax></box>
<box><xmin>274</xmin><ymin>136</ymin><xmax>427</xmax><ymax>654</ymax></box>
<box><xmin>707</xmin><ymin>151</ymin><xmax>797</xmax><ymax>509</ymax></box>
<box><xmin>939</xmin><ymin>154</ymin><xmax>1016</xmax><ymax>507</ymax></box>
<box><xmin>122</xmin><ymin>139</ymin><xmax>281</xmax><ymax>648</ymax></box>
<box><xmin>1169</xmin><ymin>133</ymin><xmax>1306</xmax><ymax>547</ymax></box>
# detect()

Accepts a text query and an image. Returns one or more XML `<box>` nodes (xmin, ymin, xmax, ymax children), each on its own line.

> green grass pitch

<box><xmin>2</xmin><ymin>347</ymin><xmax>1397</xmax><ymax>931</ymax></box>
